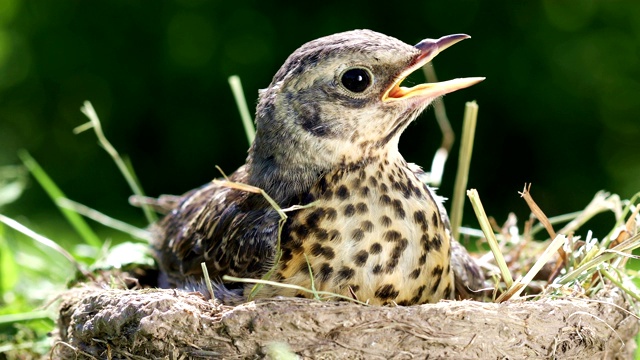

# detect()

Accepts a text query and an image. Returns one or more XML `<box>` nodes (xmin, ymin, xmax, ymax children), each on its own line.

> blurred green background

<box><xmin>1</xmin><ymin>0</ymin><xmax>639</xmax><ymax>241</ymax></box>
<box><xmin>0</xmin><ymin>1</ymin><xmax>639</xmax><ymax>356</ymax></box>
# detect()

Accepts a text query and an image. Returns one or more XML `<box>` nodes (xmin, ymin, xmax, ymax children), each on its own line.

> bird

<box><xmin>146</xmin><ymin>29</ymin><xmax>485</xmax><ymax>305</ymax></box>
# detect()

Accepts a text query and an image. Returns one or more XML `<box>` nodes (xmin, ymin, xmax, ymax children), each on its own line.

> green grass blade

<box><xmin>56</xmin><ymin>198</ymin><xmax>151</xmax><ymax>240</ymax></box>
<box><xmin>228</xmin><ymin>75</ymin><xmax>255</xmax><ymax>145</ymax></box>
<box><xmin>0</xmin><ymin>222</ymin><xmax>18</xmax><ymax>294</ymax></box>
<box><xmin>17</xmin><ymin>150</ymin><xmax>102</xmax><ymax>248</ymax></box>
<box><xmin>76</xmin><ymin>101</ymin><xmax>157</xmax><ymax>224</ymax></box>
<box><xmin>122</xmin><ymin>155</ymin><xmax>157</xmax><ymax>223</ymax></box>
<box><xmin>450</xmin><ymin>101</ymin><xmax>479</xmax><ymax>242</ymax></box>
<box><xmin>467</xmin><ymin>188</ymin><xmax>513</xmax><ymax>288</ymax></box>
<box><xmin>0</xmin><ymin>311</ymin><xmax>50</xmax><ymax>324</ymax></box>
<box><xmin>0</xmin><ymin>214</ymin><xmax>88</xmax><ymax>275</ymax></box>
<box><xmin>200</xmin><ymin>262</ymin><xmax>215</xmax><ymax>300</ymax></box>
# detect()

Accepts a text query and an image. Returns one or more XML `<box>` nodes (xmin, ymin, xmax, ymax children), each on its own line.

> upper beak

<box><xmin>383</xmin><ymin>34</ymin><xmax>485</xmax><ymax>101</ymax></box>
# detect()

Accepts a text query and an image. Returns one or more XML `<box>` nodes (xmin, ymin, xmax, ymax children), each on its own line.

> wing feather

<box><xmin>150</xmin><ymin>166</ymin><xmax>280</xmax><ymax>287</ymax></box>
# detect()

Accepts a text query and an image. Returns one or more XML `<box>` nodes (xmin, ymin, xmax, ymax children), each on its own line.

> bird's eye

<box><xmin>341</xmin><ymin>68</ymin><xmax>372</xmax><ymax>93</ymax></box>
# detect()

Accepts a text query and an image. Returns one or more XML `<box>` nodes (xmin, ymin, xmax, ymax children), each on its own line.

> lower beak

<box><xmin>383</xmin><ymin>34</ymin><xmax>484</xmax><ymax>101</ymax></box>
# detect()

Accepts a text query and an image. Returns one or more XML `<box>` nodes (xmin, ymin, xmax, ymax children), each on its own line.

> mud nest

<box><xmin>51</xmin><ymin>280</ymin><xmax>637</xmax><ymax>359</ymax></box>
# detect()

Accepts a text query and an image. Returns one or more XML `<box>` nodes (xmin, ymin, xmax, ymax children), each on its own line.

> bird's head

<box><xmin>249</xmin><ymin>30</ymin><xmax>483</xmax><ymax>201</ymax></box>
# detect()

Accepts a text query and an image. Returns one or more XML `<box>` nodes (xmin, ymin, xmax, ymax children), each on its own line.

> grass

<box><xmin>0</xmin><ymin>73</ymin><xmax>639</xmax><ymax>358</ymax></box>
<box><xmin>449</xmin><ymin>101</ymin><xmax>478</xmax><ymax>243</ymax></box>
<box><xmin>0</xmin><ymin>101</ymin><xmax>155</xmax><ymax>359</ymax></box>
<box><xmin>17</xmin><ymin>151</ymin><xmax>102</xmax><ymax>248</ymax></box>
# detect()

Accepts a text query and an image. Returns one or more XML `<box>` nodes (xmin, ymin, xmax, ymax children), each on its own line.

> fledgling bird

<box><xmin>149</xmin><ymin>30</ymin><xmax>485</xmax><ymax>305</ymax></box>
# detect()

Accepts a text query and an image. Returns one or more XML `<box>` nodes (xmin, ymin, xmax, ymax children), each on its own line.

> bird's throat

<box><xmin>247</xmin><ymin>151</ymin><xmax>328</xmax><ymax>206</ymax></box>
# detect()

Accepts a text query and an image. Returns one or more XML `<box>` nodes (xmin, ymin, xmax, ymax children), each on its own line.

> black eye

<box><xmin>341</xmin><ymin>68</ymin><xmax>372</xmax><ymax>93</ymax></box>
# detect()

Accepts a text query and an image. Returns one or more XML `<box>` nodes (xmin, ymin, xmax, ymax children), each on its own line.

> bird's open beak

<box><xmin>382</xmin><ymin>34</ymin><xmax>484</xmax><ymax>101</ymax></box>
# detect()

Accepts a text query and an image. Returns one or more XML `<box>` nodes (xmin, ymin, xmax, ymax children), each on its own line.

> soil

<box><xmin>51</xmin><ymin>281</ymin><xmax>638</xmax><ymax>359</ymax></box>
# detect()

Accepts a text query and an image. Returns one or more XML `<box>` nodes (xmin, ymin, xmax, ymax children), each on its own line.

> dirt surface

<box><xmin>51</xmin><ymin>283</ymin><xmax>638</xmax><ymax>359</ymax></box>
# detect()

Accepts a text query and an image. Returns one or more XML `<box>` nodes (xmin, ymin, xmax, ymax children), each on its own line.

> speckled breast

<box><xmin>272</xmin><ymin>159</ymin><xmax>454</xmax><ymax>305</ymax></box>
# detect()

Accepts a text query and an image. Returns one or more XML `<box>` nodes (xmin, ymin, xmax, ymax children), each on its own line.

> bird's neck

<box><xmin>246</xmin><ymin>142</ymin><xmax>328</xmax><ymax>207</ymax></box>
<box><xmin>246</xmin><ymin>140</ymin><xmax>404</xmax><ymax>207</ymax></box>
<box><xmin>246</xmin><ymin>105</ymin><xmax>405</xmax><ymax>206</ymax></box>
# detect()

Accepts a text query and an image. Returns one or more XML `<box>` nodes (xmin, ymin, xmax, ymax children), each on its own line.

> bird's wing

<box><xmin>150</xmin><ymin>166</ymin><xmax>281</xmax><ymax>288</ymax></box>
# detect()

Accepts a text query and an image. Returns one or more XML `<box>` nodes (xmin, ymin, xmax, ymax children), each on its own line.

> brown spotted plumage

<box><xmin>148</xmin><ymin>30</ymin><xmax>485</xmax><ymax>305</ymax></box>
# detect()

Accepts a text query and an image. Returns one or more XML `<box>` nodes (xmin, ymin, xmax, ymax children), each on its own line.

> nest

<box><xmin>50</xmin><ymin>279</ymin><xmax>637</xmax><ymax>359</ymax></box>
<box><xmin>48</xmin><ymin>189</ymin><xmax>640</xmax><ymax>359</ymax></box>
<box><xmin>36</xmin><ymin>104</ymin><xmax>640</xmax><ymax>358</ymax></box>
